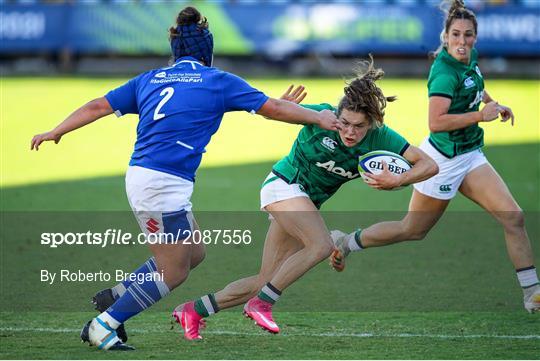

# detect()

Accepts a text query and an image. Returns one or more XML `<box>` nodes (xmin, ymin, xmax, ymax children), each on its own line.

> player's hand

<box><xmin>498</xmin><ymin>104</ymin><xmax>515</xmax><ymax>126</ymax></box>
<box><xmin>480</xmin><ymin>101</ymin><xmax>500</xmax><ymax>122</ymax></box>
<box><xmin>362</xmin><ymin>161</ymin><xmax>402</xmax><ymax>190</ymax></box>
<box><xmin>316</xmin><ymin>109</ymin><xmax>342</xmax><ymax>131</ymax></box>
<box><xmin>31</xmin><ymin>131</ymin><xmax>62</xmax><ymax>150</ymax></box>
<box><xmin>280</xmin><ymin>85</ymin><xmax>307</xmax><ymax>104</ymax></box>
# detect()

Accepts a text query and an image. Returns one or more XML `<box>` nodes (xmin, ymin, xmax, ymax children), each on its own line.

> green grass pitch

<box><xmin>0</xmin><ymin>77</ymin><xmax>539</xmax><ymax>359</ymax></box>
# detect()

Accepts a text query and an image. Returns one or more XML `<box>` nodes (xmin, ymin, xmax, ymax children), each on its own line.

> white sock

<box><xmin>516</xmin><ymin>266</ymin><xmax>539</xmax><ymax>289</ymax></box>
<box><xmin>97</xmin><ymin>311</ymin><xmax>121</xmax><ymax>330</ymax></box>
<box><xmin>347</xmin><ymin>229</ymin><xmax>363</xmax><ymax>252</ymax></box>
<box><xmin>111</xmin><ymin>283</ymin><xmax>127</xmax><ymax>299</ymax></box>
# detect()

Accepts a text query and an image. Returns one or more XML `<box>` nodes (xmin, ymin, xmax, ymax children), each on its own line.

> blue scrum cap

<box><xmin>171</xmin><ymin>23</ymin><xmax>214</xmax><ymax>66</ymax></box>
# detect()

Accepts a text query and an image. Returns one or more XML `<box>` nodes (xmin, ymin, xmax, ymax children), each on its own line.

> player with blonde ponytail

<box><xmin>330</xmin><ymin>0</ymin><xmax>540</xmax><ymax>314</ymax></box>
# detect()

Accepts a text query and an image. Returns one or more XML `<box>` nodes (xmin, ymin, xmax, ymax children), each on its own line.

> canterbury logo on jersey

<box><xmin>464</xmin><ymin>77</ymin><xmax>474</xmax><ymax>88</ymax></box>
<box><xmin>321</xmin><ymin>137</ymin><xmax>337</xmax><ymax>151</ymax></box>
<box><xmin>439</xmin><ymin>184</ymin><xmax>452</xmax><ymax>193</ymax></box>
<box><xmin>315</xmin><ymin>160</ymin><xmax>359</xmax><ymax>179</ymax></box>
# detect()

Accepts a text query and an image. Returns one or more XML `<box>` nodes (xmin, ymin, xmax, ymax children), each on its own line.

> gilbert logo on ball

<box><xmin>358</xmin><ymin>150</ymin><xmax>412</xmax><ymax>189</ymax></box>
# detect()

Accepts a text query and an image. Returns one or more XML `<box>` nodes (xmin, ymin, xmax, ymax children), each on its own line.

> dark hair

<box><xmin>168</xmin><ymin>6</ymin><xmax>214</xmax><ymax>65</ymax></box>
<box><xmin>169</xmin><ymin>6</ymin><xmax>209</xmax><ymax>39</ymax></box>
<box><xmin>337</xmin><ymin>55</ymin><xmax>396</xmax><ymax>128</ymax></box>
<box><xmin>433</xmin><ymin>0</ymin><xmax>478</xmax><ymax>57</ymax></box>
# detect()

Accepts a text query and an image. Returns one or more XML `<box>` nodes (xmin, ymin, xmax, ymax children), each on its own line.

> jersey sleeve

<box><xmin>428</xmin><ymin>67</ymin><xmax>458</xmax><ymax>99</ymax></box>
<box><xmin>372</xmin><ymin>125</ymin><xmax>410</xmax><ymax>156</ymax></box>
<box><xmin>105</xmin><ymin>76</ymin><xmax>140</xmax><ymax>117</ymax></box>
<box><xmin>297</xmin><ymin>104</ymin><xmax>336</xmax><ymax>133</ymax></box>
<box><xmin>300</xmin><ymin>103</ymin><xmax>336</xmax><ymax>112</ymax></box>
<box><xmin>222</xmin><ymin>72</ymin><xmax>269</xmax><ymax>113</ymax></box>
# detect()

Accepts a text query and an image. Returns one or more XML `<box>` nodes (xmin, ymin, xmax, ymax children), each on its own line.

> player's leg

<box><xmin>330</xmin><ymin>138</ymin><xmax>462</xmax><ymax>271</ymax></box>
<box><xmin>458</xmin><ymin>163</ymin><xmax>539</xmax><ymax>312</ymax></box>
<box><xmin>91</xmin><ymin>222</ymin><xmax>205</xmax><ymax>343</ymax></box>
<box><xmin>241</xmin><ymin>197</ymin><xmax>333</xmax><ymax>333</ymax></box>
<box><xmin>85</xmin><ymin>224</ymin><xmax>203</xmax><ymax>349</ymax></box>
<box><xmin>363</xmin><ymin>190</ymin><xmax>449</xmax><ymax>246</ymax></box>
<box><xmin>174</xmin><ymin>220</ymin><xmax>301</xmax><ymax>340</ymax></box>
<box><xmin>264</xmin><ymin>197</ymin><xmax>333</xmax><ymax>291</ymax></box>
<box><xmin>215</xmin><ymin>220</ymin><xmax>301</xmax><ymax>309</ymax></box>
<box><xmin>83</xmin><ymin>166</ymin><xmax>204</xmax><ymax>349</ymax></box>
<box><xmin>330</xmin><ymin>190</ymin><xmax>449</xmax><ymax>271</ymax></box>
<box><xmin>174</xmin><ymin>173</ymin><xmax>310</xmax><ymax>338</ymax></box>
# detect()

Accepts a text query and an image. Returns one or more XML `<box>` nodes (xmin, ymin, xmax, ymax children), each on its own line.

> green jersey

<box><xmin>271</xmin><ymin>103</ymin><xmax>409</xmax><ymax>208</ymax></box>
<box><xmin>427</xmin><ymin>47</ymin><xmax>485</xmax><ymax>158</ymax></box>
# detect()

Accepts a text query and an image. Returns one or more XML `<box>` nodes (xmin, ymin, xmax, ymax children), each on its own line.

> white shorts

<box><xmin>260</xmin><ymin>172</ymin><xmax>309</xmax><ymax>210</ymax></box>
<box><xmin>126</xmin><ymin>166</ymin><xmax>195</xmax><ymax>239</ymax></box>
<box><xmin>413</xmin><ymin>138</ymin><xmax>488</xmax><ymax>200</ymax></box>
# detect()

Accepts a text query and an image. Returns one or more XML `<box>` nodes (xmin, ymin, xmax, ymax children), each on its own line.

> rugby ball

<box><xmin>358</xmin><ymin>150</ymin><xmax>412</xmax><ymax>189</ymax></box>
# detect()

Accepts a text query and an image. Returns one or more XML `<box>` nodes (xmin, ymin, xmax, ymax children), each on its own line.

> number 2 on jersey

<box><xmin>153</xmin><ymin>87</ymin><xmax>174</xmax><ymax>120</ymax></box>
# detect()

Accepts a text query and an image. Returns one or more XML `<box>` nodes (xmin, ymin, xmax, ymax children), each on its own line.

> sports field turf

<box><xmin>1</xmin><ymin>78</ymin><xmax>539</xmax><ymax>359</ymax></box>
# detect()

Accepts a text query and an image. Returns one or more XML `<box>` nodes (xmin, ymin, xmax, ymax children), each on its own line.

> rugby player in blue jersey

<box><xmin>31</xmin><ymin>6</ymin><xmax>340</xmax><ymax>351</ymax></box>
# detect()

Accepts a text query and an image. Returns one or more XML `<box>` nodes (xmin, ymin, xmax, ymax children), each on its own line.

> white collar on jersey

<box><xmin>173</xmin><ymin>57</ymin><xmax>203</xmax><ymax>70</ymax></box>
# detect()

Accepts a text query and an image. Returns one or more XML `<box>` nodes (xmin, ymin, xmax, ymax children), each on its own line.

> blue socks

<box><xmin>102</xmin><ymin>256</ymin><xmax>170</xmax><ymax>325</ymax></box>
<box><xmin>105</xmin><ymin>271</ymin><xmax>170</xmax><ymax>324</ymax></box>
<box><xmin>111</xmin><ymin>257</ymin><xmax>158</xmax><ymax>299</ymax></box>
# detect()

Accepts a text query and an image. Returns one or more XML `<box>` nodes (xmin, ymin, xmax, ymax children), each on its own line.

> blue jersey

<box><xmin>105</xmin><ymin>56</ymin><xmax>269</xmax><ymax>181</ymax></box>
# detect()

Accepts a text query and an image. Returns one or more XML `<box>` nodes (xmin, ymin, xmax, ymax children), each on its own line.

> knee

<box><xmin>163</xmin><ymin>266</ymin><xmax>190</xmax><ymax>290</ymax></box>
<box><xmin>190</xmin><ymin>248</ymin><xmax>206</xmax><ymax>270</ymax></box>
<box><xmin>402</xmin><ymin>223</ymin><xmax>430</xmax><ymax>241</ymax></box>
<box><xmin>310</xmin><ymin>240</ymin><xmax>334</xmax><ymax>261</ymax></box>
<box><xmin>398</xmin><ymin>215</ymin><xmax>435</xmax><ymax>241</ymax></box>
<box><xmin>499</xmin><ymin>208</ymin><xmax>525</xmax><ymax>230</ymax></box>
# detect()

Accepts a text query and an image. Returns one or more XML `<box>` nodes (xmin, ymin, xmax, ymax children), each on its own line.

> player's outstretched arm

<box><xmin>31</xmin><ymin>97</ymin><xmax>113</xmax><ymax>150</ymax></box>
<box><xmin>428</xmin><ymin>96</ymin><xmax>502</xmax><ymax>132</ymax></box>
<box><xmin>363</xmin><ymin>146</ymin><xmax>438</xmax><ymax>190</ymax></box>
<box><xmin>256</xmin><ymin>98</ymin><xmax>341</xmax><ymax>131</ymax></box>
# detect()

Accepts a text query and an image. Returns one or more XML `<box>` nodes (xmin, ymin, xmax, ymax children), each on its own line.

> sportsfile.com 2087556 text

<box><xmin>40</xmin><ymin>229</ymin><xmax>253</xmax><ymax>248</ymax></box>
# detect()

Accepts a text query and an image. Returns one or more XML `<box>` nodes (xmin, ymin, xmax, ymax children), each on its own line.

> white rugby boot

<box><xmin>523</xmin><ymin>284</ymin><xmax>540</xmax><ymax>313</ymax></box>
<box><xmin>81</xmin><ymin>316</ymin><xmax>134</xmax><ymax>351</ymax></box>
<box><xmin>329</xmin><ymin>230</ymin><xmax>352</xmax><ymax>272</ymax></box>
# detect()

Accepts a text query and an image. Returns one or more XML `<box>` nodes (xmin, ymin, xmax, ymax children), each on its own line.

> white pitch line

<box><xmin>0</xmin><ymin>327</ymin><xmax>539</xmax><ymax>340</ymax></box>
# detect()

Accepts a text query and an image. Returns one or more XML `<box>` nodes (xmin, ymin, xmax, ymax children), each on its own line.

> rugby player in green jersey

<box><xmin>330</xmin><ymin>0</ymin><xmax>540</xmax><ymax>313</ymax></box>
<box><xmin>173</xmin><ymin>58</ymin><xmax>438</xmax><ymax>338</ymax></box>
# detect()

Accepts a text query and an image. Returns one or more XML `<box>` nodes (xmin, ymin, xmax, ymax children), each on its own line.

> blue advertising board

<box><xmin>1</xmin><ymin>3</ymin><xmax>538</xmax><ymax>57</ymax></box>
<box><xmin>0</xmin><ymin>5</ymin><xmax>68</xmax><ymax>51</ymax></box>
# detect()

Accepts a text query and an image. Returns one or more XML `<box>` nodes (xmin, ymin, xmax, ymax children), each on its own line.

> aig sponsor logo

<box><xmin>315</xmin><ymin>160</ymin><xmax>358</xmax><ymax>179</ymax></box>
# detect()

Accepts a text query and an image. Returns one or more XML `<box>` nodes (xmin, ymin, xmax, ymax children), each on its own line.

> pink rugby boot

<box><xmin>243</xmin><ymin>297</ymin><xmax>280</xmax><ymax>334</ymax></box>
<box><xmin>172</xmin><ymin>301</ymin><xmax>204</xmax><ymax>340</ymax></box>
